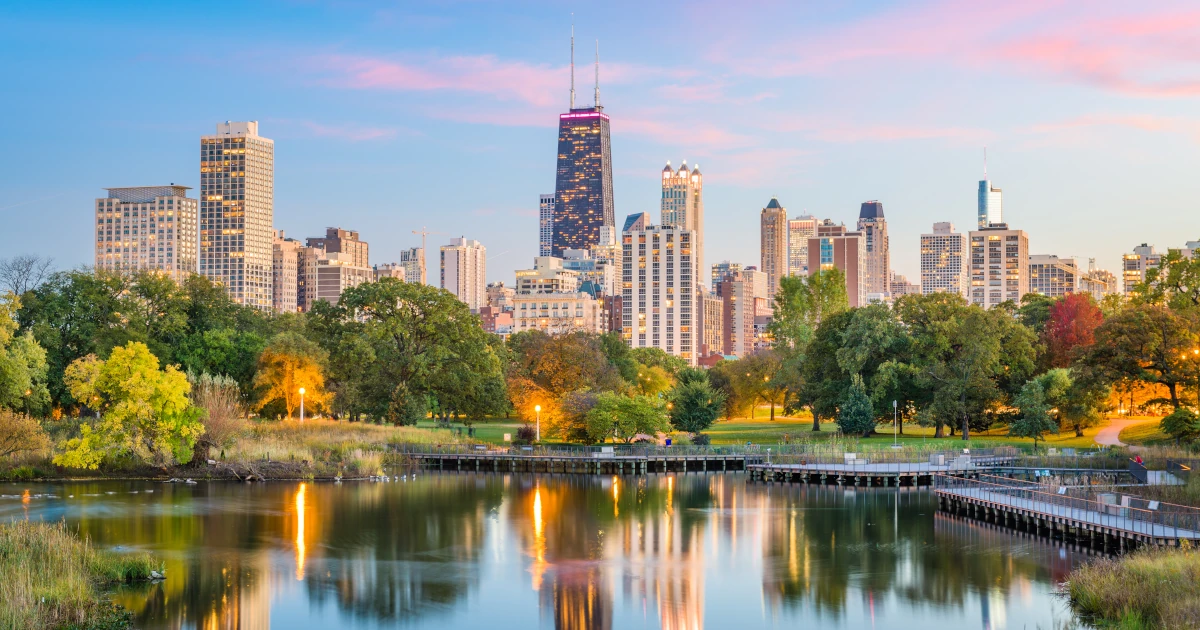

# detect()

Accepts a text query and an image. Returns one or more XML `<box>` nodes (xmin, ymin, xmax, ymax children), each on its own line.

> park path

<box><xmin>1094</xmin><ymin>417</ymin><xmax>1152</xmax><ymax>449</ymax></box>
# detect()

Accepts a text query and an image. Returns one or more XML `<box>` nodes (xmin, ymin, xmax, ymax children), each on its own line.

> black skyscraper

<box><xmin>551</xmin><ymin>34</ymin><xmax>614</xmax><ymax>256</ymax></box>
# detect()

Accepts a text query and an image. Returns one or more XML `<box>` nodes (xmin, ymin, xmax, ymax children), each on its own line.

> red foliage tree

<box><xmin>1043</xmin><ymin>293</ymin><xmax>1104</xmax><ymax>368</ymax></box>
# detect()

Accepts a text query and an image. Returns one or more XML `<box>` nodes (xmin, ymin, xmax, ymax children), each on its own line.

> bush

<box><xmin>346</xmin><ymin>450</ymin><xmax>384</xmax><ymax>477</ymax></box>
<box><xmin>1161</xmin><ymin>408</ymin><xmax>1200</xmax><ymax>443</ymax></box>
<box><xmin>0</xmin><ymin>410</ymin><xmax>50</xmax><ymax>460</ymax></box>
<box><xmin>837</xmin><ymin>376</ymin><xmax>876</xmax><ymax>437</ymax></box>
<box><xmin>192</xmin><ymin>373</ymin><xmax>245</xmax><ymax>459</ymax></box>
<box><xmin>691</xmin><ymin>432</ymin><xmax>711</xmax><ymax>446</ymax></box>
<box><xmin>514</xmin><ymin>423</ymin><xmax>537</xmax><ymax>445</ymax></box>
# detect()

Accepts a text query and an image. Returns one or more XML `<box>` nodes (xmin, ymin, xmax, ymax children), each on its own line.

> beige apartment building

<box><xmin>857</xmin><ymin>201</ymin><xmax>890</xmax><ymax>296</ymax></box>
<box><xmin>787</xmin><ymin>215</ymin><xmax>817</xmax><ymax>277</ymax></box>
<box><xmin>512</xmin><ymin>292</ymin><xmax>605</xmax><ymax>334</ymax></box>
<box><xmin>661</xmin><ymin>160</ymin><xmax>704</xmax><ymax>287</ymax></box>
<box><xmin>920</xmin><ymin>222</ymin><xmax>968</xmax><ymax>296</ymax></box>
<box><xmin>94</xmin><ymin>185</ymin><xmax>198</xmax><ymax>282</ymax></box>
<box><xmin>715</xmin><ymin>268</ymin><xmax>769</xmax><ymax>358</ymax></box>
<box><xmin>441</xmin><ymin>237</ymin><xmax>487</xmax><ymax>311</ymax></box>
<box><xmin>968</xmin><ymin>224</ymin><xmax>1029</xmax><ymax>308</ymax></box>
<box><xmin>621</xmin><ymin>220</ymin><xmax>697</xmax><ymax>365</ymax></box>
<box><xmin>199</xmin><ymin>121</ymin><xmax>274</xmax><ymax>310</ymax></box>
<box><xmin>807</xmin><ymin>220</ymin><xmax>866</xmax><ymax>307</ymax></box>
<box><xmin>272</xmin><ymin>230</ymin><xmax>301</xmax><ymax>312</ymax></box>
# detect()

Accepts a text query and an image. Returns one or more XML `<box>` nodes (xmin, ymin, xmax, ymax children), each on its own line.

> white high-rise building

<box><xmin>94</xmin><ymin>185</ymin><xmax>198</xmax><ymax>282</ymax></box>
<box><xmin>621</xmin><ymin>218</ymin><xmax>696</xmax><ymax>365</ymax></box>
<box><xmin>538</xmin><ymin>194</ymin><xmax>554</xmax><ymax>257</ymax></box>
<box><xmin>660</xmin><ymin>160</ymin><xmax>704</xmax><ymax>287</ymax></box>
<box><xmin>920</xmin><ymin>222</ymin><xmax>968</xmax><ymax>296</ymax></box>
<box><xmin>787</xmin><ymin>215</ymin><xmax>817</xmax><ymax>277</ymax></box>
<box><xmin>200</xmin><ymin>121</ymin><xmax>274</xmax><ymax>309</ymax></box>
<box><xmin>1029</xmin><ymin>255</ymin><xmax>1080</xmax><ymax>298</ymax></box>
<box><xmin>968</xmin><ymin>224</ymin><xmax>1029</xmax><ymax>308</ymax></box>
<box><xmin>440</xmin><ymin>237</ymin><xmax>487</xmax><ymax>311</ymax></box>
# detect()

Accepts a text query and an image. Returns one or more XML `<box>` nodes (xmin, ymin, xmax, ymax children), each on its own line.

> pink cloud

<box><xmin>267</xmin><ymin>118</ymin><xmax>406</xmax><ymax>141</ymax></box>
<box><xmin>309</xmin><ymin>53</ymin><xmax>565</xmax><ymax>107</ymax></box>
<box><xmin>708</xmin><ymin>1</ymin><xmax>1200</xmax><ymax>98</ymax></box>
<box><xmin>1027</xmin><ymin>114</ymin><xmax>1200</xmax><ymax>142</ymax></box>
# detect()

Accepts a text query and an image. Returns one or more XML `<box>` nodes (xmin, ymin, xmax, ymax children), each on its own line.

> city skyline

<box><xmin>4</xmin><ymin>2</ymin><xmax>1200</xmax><ymax>284</ymax></box>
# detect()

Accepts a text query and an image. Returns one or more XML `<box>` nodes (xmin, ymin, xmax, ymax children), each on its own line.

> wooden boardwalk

<box><xmin>936</xmin><ymin>475</ymin><xmax>1200</xmax><ymax>549</ymax></box>
<box><xmin>409</xmin><ymin>452</ymin><xmax>757</xmax><ymax>475</ymax></box>
<box><xmin>747</xmin><ymin>455</ymin><xmax>1019</xmax><ymax>487</ymax></box>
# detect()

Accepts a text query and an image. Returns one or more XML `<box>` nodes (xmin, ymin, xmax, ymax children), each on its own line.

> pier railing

<box><xmin>935</xmin><ymin>473</ymin><xmax>1200</xmax><ymax>537</ymax></box>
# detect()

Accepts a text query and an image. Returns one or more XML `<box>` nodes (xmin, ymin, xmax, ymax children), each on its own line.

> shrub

<box><xmin>192</xmin><ymin>373</ymin><xmax>245</xmax><ymax>459</ymax></box>
<box><xmin>691</xmin><ymin>432</ymin><xmax>711</xmax><ymax>446</ymax></box>
<box><xmin>347</xmin><ymin>450</ymin><xmax>384</xmax><ymax>477</ymax></box>
<box><xmin>1067</xmin><ymin>547</ymin><xmax>1200</xmax><ymax>629</ymax></box>
<box><xmin>1161</xmin><ymin>408</ymin><xmax>1200</xmax><ymax>444</ymax></box>
<box><xmin>514</xmin><ymin>423</ymin><xmax>537</xmax><ymax>445</ymax></box>
<box><xmin>0</xmin><ymin>410</ymin><xmax>50</xmax><ymax>460</ymax></box>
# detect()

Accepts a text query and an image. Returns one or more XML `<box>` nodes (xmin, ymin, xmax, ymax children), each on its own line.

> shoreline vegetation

<box><xmin>1066</xmin><ymin>547</ymin><xmax>1200</xmax><ymax>629</ymax></box>
<box><xmin>0</xmin><ymin>520</ymin><xmax>159</xmax><ymax>630</ymax></box>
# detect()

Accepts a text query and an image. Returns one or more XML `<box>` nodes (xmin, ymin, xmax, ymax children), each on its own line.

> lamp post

<box><xmin>893</xmin><ymin>400</ymin><xmax>898</xmax><ymax>447</ymax></box>
<box><xmin>299</xmin><ymin>387</ymin><xmax>306</xmax><ymax>423</ymax></box>
<box><xmin>535</xmin><ymin>405</ymin><xmax>541</xmax><ymax>443</ymax></box>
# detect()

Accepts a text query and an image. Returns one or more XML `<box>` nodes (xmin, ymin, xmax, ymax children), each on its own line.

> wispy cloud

<box><xmin>269</xmin><ymin>118</ymin><xmax>407</xmax><ymax>141</ymax></box>
<box><xmin>1027</xmin><ymin>113</ymin><xmax>1200</xmax><ymax>142</ymax></box>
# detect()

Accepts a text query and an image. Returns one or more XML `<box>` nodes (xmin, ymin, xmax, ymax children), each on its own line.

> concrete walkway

<box><xmin>1095</xmin><ymin>417</ymin><xmax>1154</xmax><ymax>448</ymax></box>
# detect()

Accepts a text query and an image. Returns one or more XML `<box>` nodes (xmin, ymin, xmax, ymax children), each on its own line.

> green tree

<box><xmin>254</xmin><ymin>331</ymin><xmax>329</xmax><ymax>419</ymax></box>
<box><xmin>1161</xmin><ymin>408</ymin><xmax>1200</xmax><ymax>444</ymax></box>
<box><xmin>632</xmin><ymin>363</ymin><xmax>672</xmax><ymax>397</ymax></box>
<box><xmin>1010</xmin><ymin>379</ymin><xmax>1058</xmax><ymax>449</ymax></box>
<box><xmin>771</xmin><ymin>269</ymin><xmax>850</xmax><ymax>420</ymax></box>
<box><xmin>584</xmin><ymin>392</ymin><xmax>669</xmax><ymax>443</ymax></box>
<box><xmin>1079</xmin><ymin>304</ymin><xmax>1197</xmax><ymax>410</ymax></box>
<box><xmin>837</xmin><ymin>375</ymin><xmax>875</xmax><ymax>437</ymax></box>
<box><xmin>628</xmin><ymin>347</ymin><xmax>688</xmax><ymax>378</ymax></box>
<box><xmin>0</xmin><ymin>295</ymin><xmax>50</xmax><ymax>416</ymax></box>
<box><xmin>335</xmin><ymin>278</ymin><xmax>506</xmax><ymax>425</ymax></box>
<box><xmin>1017</xmin><ymin>293</ymin><xmax>1056</xmax><ymax>337</ymax></box>
<box><xmin>1136</xmin><ymin>248</ymin><xmax>1200</xmax><ymax>309</ymax></box>
<box><xmin>799</xmin><ymin>311</ymin><xmax>856</xmax><ymax>431</ymax></box>
<box><xmin>666</xmin><ymin>373</ymin><xmax>725</xmax><ymax>435</ymax></box>
<box><xmin>174</xmin><ymin>327</ymin><xmax>266</xmax><ymax>401</ymax></box>
<box><xmin>505</xmin><ymin>329</ymin><xmax>623</xmax><ymax>437</ymax></box>
<box><xmin>55</xmin><ymin>341</ymin><xmax>202</xmax><ymax>469</ymax></box>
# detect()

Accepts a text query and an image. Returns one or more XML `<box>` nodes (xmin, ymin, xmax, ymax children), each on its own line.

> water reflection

<box><xmin>0</xmin><ymin>475</ymin><xmax>1088</xmax><ymax>629</ymax></box>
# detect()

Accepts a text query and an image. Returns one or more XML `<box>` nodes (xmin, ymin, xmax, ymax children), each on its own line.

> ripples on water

<box><xmin>0</xmin><ymin>475</ymin><xmax>1093</xmax><ymax>629</ymax></box>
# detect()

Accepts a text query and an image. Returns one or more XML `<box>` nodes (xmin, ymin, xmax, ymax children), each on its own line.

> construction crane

<box><xmin>412</xmin><ymin>227</ymin><xmax>446</xmax><ymax>254</ymax></box>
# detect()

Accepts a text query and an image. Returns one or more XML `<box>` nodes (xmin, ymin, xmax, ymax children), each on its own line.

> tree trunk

<box><xmin>1168</xmin><ymin>382</ymin><xmax>1181</xmax><ymax>410</ymax></box>
<box><xmin>961</xmin><ymin>412</ymin><xmax>970</xmax><ymax>441</ymax></box>
<box><xmin>934</xmin><ymin>421</ymin><xmax>944</xmax><ymax>438</ymax></box>
<box><xmin>1075</xmin><ymin>423</ymin><xmax>1084</xmax><ymax>438</ymax></box>
<box><xmin>811</xmin><ymin>410</ymin><xmax>821</xmax><ymax>432</ymax></box>
<box><xmin>770</xmin><ymin>402</ymin><xmax>775</xmax><ymax>422</ymax></box>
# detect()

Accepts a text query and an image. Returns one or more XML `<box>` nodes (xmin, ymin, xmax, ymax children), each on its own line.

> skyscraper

<box><xmin>440</xmin><ymin>237</ymin><xmax>487</xmax><ymax>311</ymax></box>
<box><xmin>621</xmin><ymin>217</ymin><xmax>696</xmax><ymax>365</ymax></box>
<box><xmin>95</xmin><ymin>185</ymin><xmax>197</xmax><ymax>282</ymax></box>
<box><xmin>857</xmin><ymin>201</ymin><xmax>890</xmax><ymax>295</ymax></box>
<box><xmin>968</xmin><ymin>224</ymin><xmax>1029</xmax><ymax>308</ymax></box>
<box><xmin>920</xmin><ymin>222</ymin><xmax>968</xmax><ymax>296</ymax></box>
<box><xmin>200</xmin><ymin>121</ymin><xmax>274</xmax><ymax>309</ymax></box>
<box><xmin>787</xmin><ymin>215</ymin><xmax>817</xmax><ymax>277</ymax></box>
<box><xmin>807</xmin><ymin>221</ymin><xmax>866</xmax><ymax>307</ymax></box>
<box><xmin>760</xmin><ymin>198</ymin><xmax>787</xmax><ymax>300</ymax></box>
<box><xmin>660</xmin><ymin>160</ymin><xmax>704</xmax><ymax>287</ymax></box>
<box><xmin>538</xmin><ymin>194</ymin><xmax>554</xmax><ymax>257</ymax></box>
<box><xmin>551</xmin><ymin>32</ymin><xmax>613</xmax><ymax>256</ymax></box>
<box><xmin>375</xmin><ymin>247</ymin><xmax>425</xmax><ymax>284</ymax></box>
<box><xmin>715</xmin><ymin>268</ymin><xmax>769</xmax><ymax>358</ymax></box>
<box><xmin>711</xmin><ymin>260</ymin><xmax>742</xmax><ymax>286</ymax></box>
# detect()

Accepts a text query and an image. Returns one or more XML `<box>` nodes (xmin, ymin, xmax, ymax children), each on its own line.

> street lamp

<box><xmin>893</xmin><ymin>400</ymin><xmax>898</xmax><ymax>448</ymax></box>
<box><xmin>299</xmin><ymin>387</ymin><xmax>306</xmax><ymax>423</ymax></box>
<box><xmin>535</xmin><ymin>405</ymin><xmax>541</xmax><ymax>443</ymax></box>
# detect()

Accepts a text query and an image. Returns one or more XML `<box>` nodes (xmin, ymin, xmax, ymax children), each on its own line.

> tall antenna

<box><xmin>569</xmin><ymin>18</ymin><xmax>575</xmax><ymax>109</ymax></box>
<box><xmin>983</xmin><ymin>146</ymin><xmax>988</xmax><ymax>178</ymax></box>
<box><xmin>594</xmin><ymin>39</ymin><xmax>601</xmax><ymax>107</ymax></box>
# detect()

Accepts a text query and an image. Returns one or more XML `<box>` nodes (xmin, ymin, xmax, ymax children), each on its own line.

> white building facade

<box><xmin>440</xmin><ymin>237</ymin><xmax>487</xmax><ymax>311</ymax></box>
<box><xmin>621</xmin><ymin>221</ymin><xmax>697</xmax><ymax>366</ymax></box>
<box><xmin>95</xmin><ymin>185</ymin><xmax>198</xmax><ymax>282</ymax></box>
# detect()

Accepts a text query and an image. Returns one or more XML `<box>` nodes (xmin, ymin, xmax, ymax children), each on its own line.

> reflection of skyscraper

<box><xmin>552</xmin><ymin>31</ymin><xmax>614</xmax><ymax>256</ymax></box>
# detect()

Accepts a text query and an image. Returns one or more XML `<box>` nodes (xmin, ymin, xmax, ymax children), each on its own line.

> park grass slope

<box><xmin>0</xmin><ymin>520</ymin><xmax>159</xmax><ymax>630</ymax></box>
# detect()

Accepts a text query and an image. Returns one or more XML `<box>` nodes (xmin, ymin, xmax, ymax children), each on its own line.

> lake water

<box><xmin>0</xmin><ymin>474</ymin><xmax>1092</xmax><ymax>629</ymax></box>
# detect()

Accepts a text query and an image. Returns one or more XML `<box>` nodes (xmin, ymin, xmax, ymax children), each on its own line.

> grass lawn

<box><xmin>702</xmin><ymin>407</ymin><xmax>1114</xmax><ymax>449</ymax></box>
<box><xmin>1119</xmin><ymin>419</ymin><xmax>1172</xmax><ymax>446</ymax></box>
<box><xmin>415</xmin><ymin>418</ymin><xmax>527</xmax><ymax>444</ymax></box>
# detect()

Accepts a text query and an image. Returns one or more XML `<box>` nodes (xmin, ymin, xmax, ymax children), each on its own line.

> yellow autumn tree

<box><xmin>254</xmin><ymin>332</ymin><xmax>329</xmax><ymax>419</ymax></box>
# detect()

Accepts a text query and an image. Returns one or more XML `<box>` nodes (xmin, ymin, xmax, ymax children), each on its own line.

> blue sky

<box><xmin>2</xmin><ymin>0</ymin><xmax>1199</xmax><ymax>284</ymax></box>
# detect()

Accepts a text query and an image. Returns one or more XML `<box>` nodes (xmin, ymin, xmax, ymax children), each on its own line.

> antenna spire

<box><xmin>594</xmin><ymin>39</ymin><xmax>601</xmax><ymax>107</ymax></box>
<box><xmin>983</xmin><ymin>146</ymin><xmax>988</xmax><ymax>178</ymax></box>
<box><xmin>569</xmin><ymin>18</ymin><xmax>575</xmax><ymax>109</ymax></box>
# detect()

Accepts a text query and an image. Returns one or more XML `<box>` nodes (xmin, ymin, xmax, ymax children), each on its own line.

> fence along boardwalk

<box><xmin>935</xmin><ymin>474</ymin><xmax>1200</xmax><ymax>550</ymax></box>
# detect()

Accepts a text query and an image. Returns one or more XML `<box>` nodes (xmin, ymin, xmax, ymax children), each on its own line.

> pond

<box><xmin>0</xmin><ymin>474</ymin><xmax>1092</xmax><ymax>629</ymax></box>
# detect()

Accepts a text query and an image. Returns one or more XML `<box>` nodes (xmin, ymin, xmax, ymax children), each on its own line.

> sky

<box><xmin>2</xmin><ymin>0</ymin><xmax>1200</xmax><ymax>285</ymax></box>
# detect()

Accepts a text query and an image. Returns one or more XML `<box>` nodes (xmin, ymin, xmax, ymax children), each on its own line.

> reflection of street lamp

<box><xmin>535</xmin><ymin>405</ymin><xmax>541</xmax><ymax>443</ymax></box>
<box><xmin>299</xmin><ymin>387</ymin><xmax>306</xmax><ymax>423</ymax></box>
